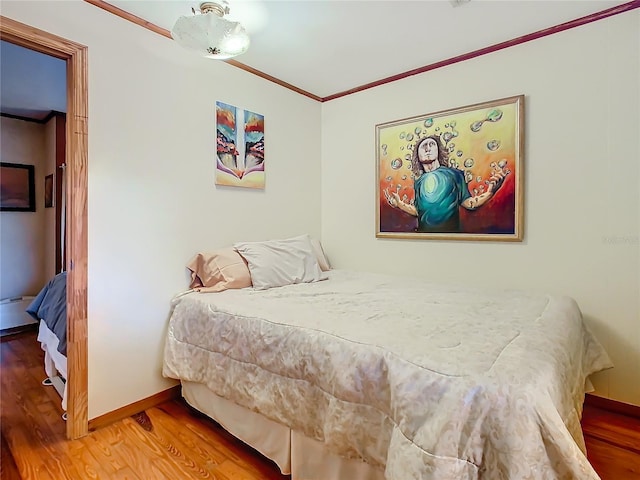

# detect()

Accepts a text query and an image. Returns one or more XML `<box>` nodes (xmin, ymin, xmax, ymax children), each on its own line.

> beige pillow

<box><xmin>234</xmin><ymin>235</ymin><xmax>327</xmax><ymax>290</ymax></box>
<box><xmin>186</xmin><ymin>248</ymin><xmax>252</xmax><ymax>293</ymax></box>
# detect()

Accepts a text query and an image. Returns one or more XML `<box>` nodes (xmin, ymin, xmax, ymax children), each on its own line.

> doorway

<box><xmin>0</xmin><ymin>16</ymin><xmax>88</xmax><ymax>439</ymax></box>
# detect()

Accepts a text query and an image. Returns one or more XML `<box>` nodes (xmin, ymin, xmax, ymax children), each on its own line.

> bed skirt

<box><xmin>37</xmin><ymin>319</ymin><xmax>67</xmax><ymax>411</ymax></box>
<box><xmin>182</xmin><ymin>380</ymin><xmax>385</xmax><ymax>480</ymax></box>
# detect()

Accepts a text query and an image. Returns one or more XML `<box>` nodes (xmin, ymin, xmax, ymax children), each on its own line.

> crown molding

<box><xmin>84</xmin><ymin>0</ymin><xmax>640</xmax><ymax>103</ymax></box>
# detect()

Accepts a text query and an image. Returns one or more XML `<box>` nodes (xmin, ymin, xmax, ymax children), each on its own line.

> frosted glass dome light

<box><xmin>171</xmin><ymin>1</ymin><xmax>250</xmax><ymax>60</ymax></box>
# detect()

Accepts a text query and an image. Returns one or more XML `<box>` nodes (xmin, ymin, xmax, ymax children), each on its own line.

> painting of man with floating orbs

<box><xmin>376</xmin><ymin>95</ymin><xmax>524</xmax><ymax>242</ymax></box>
<box><xmin>216</xmin><ymin>101</ymin><xmax>265</xmax><ymax>189</ymax></box>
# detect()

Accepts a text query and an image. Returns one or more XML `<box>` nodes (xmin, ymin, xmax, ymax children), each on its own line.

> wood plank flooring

<box><xmin>1</xmin><ymin>330</ymin><xmax>288</xmax><ymax>480</ymax></box>
<box><xmin>2</xmin><ymin>330</ymin><xmax>639</xmax><ymax>479</ymax></box>
<box><xmin>581</xmin><ymin>403</ymin><xmax>640</xmax><ymax>479</ymax></box>
<box><xmin>1</xmin><ymin>427</ymin><xmax>21</xmax><ymax>480</ymax></box>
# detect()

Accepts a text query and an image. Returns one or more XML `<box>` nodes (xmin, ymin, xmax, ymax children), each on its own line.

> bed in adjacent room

<box><xmin>26</xmin><ymin>271</ymin><xmax>68</xmax><ymax>416</ymax></box>
<box><xmin>162</xmin><ymin>235</ymin><xmax>612</xmax><ymax>480</ymax></box>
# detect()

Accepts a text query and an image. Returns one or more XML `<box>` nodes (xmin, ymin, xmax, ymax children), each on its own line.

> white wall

<box><xmin>321</xmin><ymin>11</ymin><xmax>639</xmax><ymax>406</ymax></box>
<box><xmin>0</xmin><ymin>117</ymin><xmax>46</xmax><ymax>300</ymax></box>
<box><xmin>2</xmin><ymin>1</ymin><xmax>322</xmax><ymax>418</ymax></box>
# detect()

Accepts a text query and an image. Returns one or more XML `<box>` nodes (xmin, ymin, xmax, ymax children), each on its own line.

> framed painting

<box><xmin>376</xmin><ymin>95</ymin><xmax>524</xmax><ymax>241</ymax></box>
<box><xmin>0</xmin><ymin>162</ymin><xmax>35</xmax><ymax>212</ymax></box>
<box><xmin>215</xmin><ymin>101</ymin><xmax>265</xmax><ymax>189</ymax></box>
<box><xmin>44</xmin><ymin>174</ymin><xmax>54</xmax><ymax>208</ymax></box>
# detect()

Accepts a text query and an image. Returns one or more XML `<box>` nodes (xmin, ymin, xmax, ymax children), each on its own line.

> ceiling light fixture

<box><xmin>171</xmin><ymin>1</ymin><xmax>250</xmax><ymax>60</ymax></box>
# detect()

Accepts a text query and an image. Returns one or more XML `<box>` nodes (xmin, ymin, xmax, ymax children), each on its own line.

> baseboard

<box><xmin>85</xmin><ymin>389</ymin><xmax>638</xmax><ymax>432</ymax></box>
<box><xmin>585</xmin><ymin>393</ymin><xmax>640</xmax><ymax>419</ymax></box>
<box><xmin>88</xmin><ymin>384</ymin><xmax>181</xmax><ymax>432</ymax></box>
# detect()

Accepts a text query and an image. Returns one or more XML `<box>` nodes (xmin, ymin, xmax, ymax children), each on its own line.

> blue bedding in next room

<box><xmin>26</xmin><ymin>272</ymin><xmax>67</xmax><ymax>355</ymax></box>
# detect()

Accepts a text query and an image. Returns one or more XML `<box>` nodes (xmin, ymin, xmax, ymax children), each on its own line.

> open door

<box><xmin>54</xmin><ymin>112</ymin><xmax>66</xmax><ymax>274</ymax></box>
<box><xmin>0</xmin><ymin>16</ymin><xmax>88</xmax><ymax>439</ymax></box>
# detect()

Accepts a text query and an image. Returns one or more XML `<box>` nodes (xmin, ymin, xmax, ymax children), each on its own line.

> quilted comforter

<box><xmin>163</xmin><ymin>269</ymin><xmax>612</xmax><ymax>479</ymax></box>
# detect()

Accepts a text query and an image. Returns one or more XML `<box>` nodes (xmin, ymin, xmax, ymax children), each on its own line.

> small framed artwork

<box><xmin>44</xmin><ymin>174</ymin><xmax>54</xmax><ymax>208</ymax></box>
<box><xmin>215</xmin><ymin>101</ymin><xmax>265</xmax><ymax>189</ymax></box>
<box><xmin>0</xmin><ymin>162</ymin><xmax>36</xmax><ymax>212</ymax></box>
<box><xmin>376</xmin><ymin>95</ymin><xmax>524</xmax><ymax>241</ymax></box>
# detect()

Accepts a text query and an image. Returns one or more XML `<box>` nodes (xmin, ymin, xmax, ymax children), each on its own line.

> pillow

<box><xmin>233</xmin><ymin>235</ymin><xmax>327</xmax><ymax>290</ymax></box>
<box><xmin>186</xmin><ymin>247</ymin><xmax>252</xmax><ymax>293</ymax></box>
<box><xmin>309</xmin><ymin>236</ymin><xmax>331</xmax><ymax>271</ymax></box>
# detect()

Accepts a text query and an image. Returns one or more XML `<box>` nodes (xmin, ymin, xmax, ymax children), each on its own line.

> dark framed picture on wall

<box><xmin>0</xmin><ymin>162</ymin><xmax>36</xmax><ymax>212</ymax></box>
<box><xmin>44</xmin><ymin>174</ymin><xmax>54</xmax><ymax>208</ymax></box>
<box><xmin>376</xmin><ymin>95</ymin><xmax>524</xmax><ymax>242</ymax></box>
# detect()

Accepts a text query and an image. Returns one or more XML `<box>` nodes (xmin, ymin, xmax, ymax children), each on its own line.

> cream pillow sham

<box><xmin>234</xmin><ymin>234</ymin><xmax>327</xmax><ymax>290</ymax></box>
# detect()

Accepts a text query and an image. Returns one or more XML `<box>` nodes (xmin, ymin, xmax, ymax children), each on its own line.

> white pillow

<box><xmin>234</xmin><ymin>235</ymin><xmax>327</xmax><ymax>290</ymax></box>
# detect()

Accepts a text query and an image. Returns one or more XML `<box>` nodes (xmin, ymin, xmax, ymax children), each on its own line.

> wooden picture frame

<box><xmin>376</xmin><ymin>95</ymin><xmax>524</xmax><ymax>241</ymax></box>
<box><xmin>0</xmin><ymin>162</ymin><xmax>36</xmax><ymax>212</ymax></box>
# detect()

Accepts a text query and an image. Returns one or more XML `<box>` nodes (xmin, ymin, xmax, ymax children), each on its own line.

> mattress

<box><xmin>163</xmin><ymin>269</ymin><xmax>612</xmax><ymax>479</ymax></box>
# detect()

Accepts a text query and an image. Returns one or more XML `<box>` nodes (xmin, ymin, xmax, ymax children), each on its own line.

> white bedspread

<box><xmin>163</xmin><ymin>269</ymin><xmax>612</xmax><ymax>480</ymax></box>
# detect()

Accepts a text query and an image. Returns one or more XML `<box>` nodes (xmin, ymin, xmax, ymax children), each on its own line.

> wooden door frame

<box><xmin>1</xmin><ymin>16</ymin><xmax>88</xmax><ymax>439</ymax></box>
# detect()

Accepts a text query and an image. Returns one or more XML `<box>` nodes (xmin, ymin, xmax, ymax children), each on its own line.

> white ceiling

<box><xmin>108</xmin><ymin>0</ymin><xmax>629</xmax><ymax>98</ymax></box>
<box><xmin>0</xmin><ymin>40</ymin><xmax>67</xmax><ymax>120</ymax></box>
<box><xmin>0</xmin><ymin>0</ymin><xmax>630</xmax><ymax>118</ymax></box>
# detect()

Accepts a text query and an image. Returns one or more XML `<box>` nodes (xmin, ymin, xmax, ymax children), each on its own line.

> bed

<box><xmin>162</xmin><ymin>235</ymin><xmax>612</xmax><ymax>479</ymax></box>
<box><xmin>26</xmin><ymin>271</ymin><xmax>68</xmax><ymax>415</ymax></box>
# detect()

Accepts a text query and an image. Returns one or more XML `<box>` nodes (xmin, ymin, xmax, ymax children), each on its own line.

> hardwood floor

<box><xmin>1</xmin><ymin>330</ymin><xmax>288</xmax><ymax>480</ymax></box>
<box><xmin>1</xmin><ymin>428</ymin><xmax>21</xmax><ymax>480</ymax></box>
<box><xmin>582</xmin><ymin>403</ymin><xmax>640</xmax><ymax>479</ymax></box>
<box><xmin>2</xmin><ymin>331</ymin><xmax>639</xmax><ymax>479</ymax></box>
